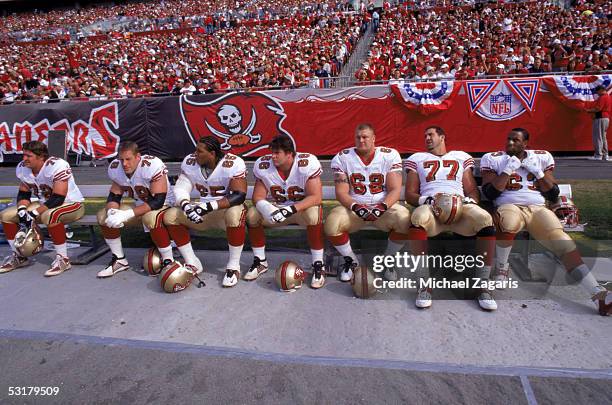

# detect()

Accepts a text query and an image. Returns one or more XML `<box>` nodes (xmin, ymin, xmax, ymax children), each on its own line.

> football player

<box><xmin>0</xmin><ymin>141</ymin><xmax>85</xmax><ymax>276</ymax></box>
<box><xmin>405</xmin><ymin>126</ymin><xmax>497</xmax><ymax>311</ymax></box>
<box><xmin>481</xmin><ymin>128</ymin><xmax>611</xmax><ymax>316</ymax></box>
<box><xmin>163</xmin><ymin>136</ymin><xmax>247</xmax><ymax>287</ymax></box>
<box><xmin>96</xmin><ymin>141</ymin><xmax>175</xmax><ymax>278</ymax></box>
<box><xmin>326</xmin><ymin>123</ymin><xmax>411</xmax><ymax>282</ymax></box>
<box><xmin>246</xmin><ymin>135</ymin><xmax>326</xmax><ymax>288</ymax></box>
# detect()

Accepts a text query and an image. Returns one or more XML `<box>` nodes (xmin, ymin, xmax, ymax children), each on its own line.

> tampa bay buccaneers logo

<box><xmin>180</xmin><ymin>93</ymin><xmax>295</xmax><ymax>156</ymax></box>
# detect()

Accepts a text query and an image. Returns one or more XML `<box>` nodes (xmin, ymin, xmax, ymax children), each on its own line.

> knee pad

<box><xmin>246</xmin><ymin>206</ymin><xmax>262</xmax><ymax>227</ymax></box>
<box><xmin>96</xmin><ymin>207</ymin><xmax>108</xmax><ymax>226</ymax></box>
<box><xmin>142</xmin><ymin>209</ymin><xmax>165</xmax><ymax>229</ymax></box>
<box><xmin>496</xmin><ymin>207</ymin><xmax>523</xmax><ymax>234</ymax></box>
<box><xmin>409</xmin><ymin>205</ymin><xmax>435</xmax><ymax>231</ymax></box>
<box><xmin>225</xmin><ymin>205</ymin><xmax>246</xmax><ymax>228</ymax></box>
<box><xmin>324</xmin><ymin>207</ymin><xmax>349</xmax><ymax>236</ymax></box>
<box><xmin>543</xmin><ymin>228</ymin><xmax>576</xmax><ymax>257</ymax></box>
<box><xmin>301</xmin><ymin>206</ymin><xmax>322</xmax><ymax>226</ymax></box>
<box><xmin>162</xmin><ymin>207</ymin><xmax>182</xmax><ymax>226</ymax></box>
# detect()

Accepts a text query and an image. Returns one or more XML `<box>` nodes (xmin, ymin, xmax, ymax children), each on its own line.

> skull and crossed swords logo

<box><xmin>205</xmin><ymin>104</ymin><xmax>261</xmax><ymax>150</ymax></box>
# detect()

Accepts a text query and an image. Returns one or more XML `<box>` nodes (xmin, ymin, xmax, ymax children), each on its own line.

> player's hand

<box><xmin>366</xmin><ymin>202</ymin><xmax>388</xmax><ymax>221</ymax></box>
<box><xmin>17</xmin><ymin>205</ymin><xmax>36</xmax><ymax>228</ymax></box>
<box><xmin>463</xmin><ymin>197</ymin><xmax>477</xmax><ymax>204</ymax></box>
<box><xmin>270</xmin><ymin>205</ymin><xmax>297</xmax><ymax>223</ymax></box>
<box><xmin>502</xmin><ymin>155</ymin><xmax>522</xmax><ymax>175</ymax></box>
<box><xmin>351</xmin><ymin>203</ymin><xmax>371</xmax><ymax>220</ymax></box>
<box><xmin>105</xmin><ymin>209</ymin><xmax>134</xmax><ymax>228</ymax></box>
<box><xmin>521</xmin><ymin>156</ymin><xmax>544</xmax><ymax>179</ymax></box>
<box><xmin>188</xmin><ymin>201</ymin><xmax>218</xmax><ymax>223</ymax></box>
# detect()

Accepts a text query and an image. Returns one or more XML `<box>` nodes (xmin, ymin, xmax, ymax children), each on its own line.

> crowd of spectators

<box><xmin>0</xmin><ymin>11</ymin><xmax>364</xmax><ymax>103</ymax></box>
<box><xmin>1</xmin><ymin>0</ymin><xmax>350</xmax><ymax>42</ymax></box>
<box><xmin>356</xmin><ymin>0</ymin><xmax>611</xmax><ymax>83</ymax></box>
<box><xmin>0</xmin><ymin>0</ymin><xmax>610</xmax><ymax>103</ymax></box>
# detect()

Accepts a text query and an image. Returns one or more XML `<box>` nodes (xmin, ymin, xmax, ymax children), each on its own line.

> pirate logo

<box><xmin>180</xmin><ymin>92</ymin><xmax>295</xmax><ymax>156</ymax></box>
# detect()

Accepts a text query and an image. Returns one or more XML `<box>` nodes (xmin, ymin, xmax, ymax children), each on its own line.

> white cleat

<box><xmin>223</xmin><ymin>269</ymin><xmax>240</xmax><ymax>287</ymax></box>
<box><xmin>0</xmin><ymin>252</ymin><xmax>29</xmax><ymax>274</ymax></box>
<box><xmin>383</xmin><ymin>267</ymin><xmax>398</xmax><ymax>281</ymax></box>
<box><xmin>243</xmin><ymin>257</ymin><xmax>268</xmax><ymax>281</ymax></box>
<box><xmin>45</xmin><ymin>255</ymin><xmax>72</xmax><ymax>277</ymax></box>
<box><xmin>310</xmin><ymin>261</ymin><xmax>326</xmax><ymax>289</ymax></box>
<box><xmin>478</xmin><ymin>290</ymin><xmax>498</xmax><ymax>311</ymax></box>
<box><xmin>415</xmin><ymin>287</ymin><xmax>432</xmax><ymax>309</ymax></box>
<box><xmin>494</xmin><ymin>264</ymin><xmax>510</xmax><ymax>290</ymax></box>
<box><xmin>339</xmin><ymin>256</ymin><xmax>356</xmax><ymax>282</ymax></box>
<box><xmin>97</xmin><ymin>254</ymin><xmax>130</xmax><ymax>278</ymax></box>
<box><xmin>184</xmin><ymin>263</ymin><xmax>203</xmax><ymax>275</ymax></box>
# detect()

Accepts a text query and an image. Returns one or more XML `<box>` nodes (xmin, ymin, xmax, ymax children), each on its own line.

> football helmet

<box><xmin>432</xmin><ymin>193</ymin><xmax>463</xmax><ymax>225</ymax></box>
<box><xmin>275</xmin><ymin>261</ymin><xmax>305</xmax><ymax>292</ymax></box>
<box><xmin>14</xmin><ymin>224</ymin><xmax>44</xmax><ymax>257</ymax></box>
<box><xmin>143</xmin><ymin>248</ymin><xmax>163</xmax><ymax>276</ymax></box>
<box><xmin>550</xmin><ymin>196</ymin><xmax>580</xmax><ymax>228</ymax></box>
<box><xmin>351</xmin><ymin>265</ymin><xmax>378</xmax><ymax>299</ymax></box>
<box><xmin>159</xmin><ymin>261</ymin><xmax>194</xmax><ymax>293</ymax></box>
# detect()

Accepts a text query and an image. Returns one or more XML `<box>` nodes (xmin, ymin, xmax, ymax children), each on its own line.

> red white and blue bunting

<box><xmin>390</xmin><ymin>81</ymin><xmax>460</xmax><ymax>115</ymax></box>
<box><xmin>465</xmin><ymin>79</ymin><xmax>538</xmax><ymax>121</ymax></box>
<box><xmin>542</xmin><ymin>75</ymin><xmax>611</xmax><ymax>110</ymax></box>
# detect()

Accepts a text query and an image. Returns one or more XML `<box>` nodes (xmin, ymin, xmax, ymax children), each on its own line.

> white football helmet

<box><xmin>550</xmin><ymin>196</ymin><xmax>580</xmax><ymax>228</ymax></box>
<box><xmin>159</xmin><ymin>261</ymin><xmax>195</xmax><ymax>293</ymax></box>
<box><xmin>275</xmin><ymin>261</ymin><xmax>305</xmax><ymax>292</ymax></box>
<box><xmin>143</xmin><ymin>248</ymin><xmax>163</xmax><ymax>276</ymax></box>
<box><xmin>14</xmin><ymin>224</ymin><xmax>44</xmax><ymax>257</ymax></box>
<box><xmin>432</xmin><ymin>193</ymin><xmax>463</xmax><ymax>225</ymax></box>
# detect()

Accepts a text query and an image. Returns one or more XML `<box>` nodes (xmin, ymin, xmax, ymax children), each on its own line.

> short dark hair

<box><xmin>269</xmin><ymin>135</ymin><xmax>295</xmax><ymax>155</ymax></box>
<box><xmin>355</xmin><ymin>123</ymin><xmax>375</xmax><ymax>134</ymax></box>
<box><xmin>198</xmin><ymin>135</ymin><xmax>224</xmax><ymax>160</ymax></box>
<box><xmin>118</xmin><ymin>141</ymin><xmax>140</xmax><ymax>155</ymax></box>
<box><xmin>510</xmin><ymin>128</ymin><xmax>530</xmax><ymax>141</ymax></box>
<box><xmin>23</xmin><ymin>141</ymin><xmax>49</xmax><ymax>159</ymax></box>
<box><xmin>425</xmin><ymin>126</ymin><xmax>446</xmax><ymax>136</ymax></box>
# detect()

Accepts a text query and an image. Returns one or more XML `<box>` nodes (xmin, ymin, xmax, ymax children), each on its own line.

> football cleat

<box><xmin>310</xmin><ymin>261</ymin><xmax>326</xmax><ymax>289</ymax></box>
<box><xmin>477</xmin><ymin>290</ymin><xmax>498</xmax><ymax>311</ymax></box>
<box><xmin>415</xmin><ymin>287</ymin><xmax>433</xmax><ymax>308</ymax></box>
<box><xmin>0</xmin><ymin>252</ymin><xmax>29</xmax><ymax>274</ymax></box>
<box><xmin>592</xmin><ymin>289</ymin><xmax>612</xmax><ymax>316</ymax></box>
<box><xmin>44</xmin><ymin>255</ymin><xmax>71</xmax><ymax>277</ymax></box>
<box><xmin>184</xmin><ymin>263</ymin><xmax>202</xmax><ymax>276</ymax></box>
<box><xmin>97</xmin><ymin>254</ymin><xmax>130</xmax><ymax>278</ymax></box>
<box><xmin>223</xmin><ymin>269</ymin><xmax>240</xmax><ymax>287</ymax></box>
<box><xmin>494</xmin><ymin>264</ymin><xmax>510</xmax><ymax>289</ymax></box>
<box><xmin>340</xmin><ymin>256</ymin><xmax>357</xmax><ymax>282</ymax></box>
<box><xmin>383</xmin><ymin>267</ymin><xmax>398</xmax><ymax>281</ymax></box>
<box><xmin>243</xmin><ymin>257</ymin><xmax>268</xmax><ymax>281</ymax></box>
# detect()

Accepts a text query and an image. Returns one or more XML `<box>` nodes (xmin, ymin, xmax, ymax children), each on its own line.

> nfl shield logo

<box><xmin>489</xmin><ymin>93</ymin><xmax>512</xmax><ymax>117</ymax></box>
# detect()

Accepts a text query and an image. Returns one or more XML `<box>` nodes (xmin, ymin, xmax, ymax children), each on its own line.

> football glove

<box><xmin>351</xmin><ymin>203</ymin><xmax>371</xmax><ymax>220</ymax></box>
<box><xmin>270</xmin><ymin>205</ymin><xmax>297</xmax><ymax>223</ymax></box>
<box><xmin>502</xmin><ymin>155</ymin><xmax>522</xmax><ymax>175</ymax></box>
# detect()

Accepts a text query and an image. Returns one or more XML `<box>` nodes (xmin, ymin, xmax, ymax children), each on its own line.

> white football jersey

<box><xmin>480</xmin><ymin>150</ymin><xmax>555</xmax><ymax>206</ymax></box>
<box><xmin>254</xmin><ymin>152</ymin><xmax>322</xmax><ymax>206</ymax></box>
<box><xmin>331</xmin><ymin>147</ymin><xmax>402</xmax><ymax>204</ymax></box>
<box><xmin>16</xmin><ymin>157</ymin><xmax>84</xmax><ymax>203</ymax></box>
<box><xmin>404</xmin><ymin>151</ymin><xmax>474</xmax><ymax>197</ymax></box>
<box><xmin>179</xmin><ymin>153</ymin><xmax>247</xmax><ymax>203</ymax></box>
<box><xmin>108</xmin><ymin>154</ymin><xmax>175</xmax><ymax>206</ymax></box>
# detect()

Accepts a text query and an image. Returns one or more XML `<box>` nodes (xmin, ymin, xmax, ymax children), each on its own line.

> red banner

<box><xmin>0</xmin><ymin>76</ymin><xmax>603</xmax><ymax>161</ymax></box>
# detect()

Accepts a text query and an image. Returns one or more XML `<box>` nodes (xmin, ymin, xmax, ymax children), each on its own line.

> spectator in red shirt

<box><xmin>586</xmin><ymin>85</ymin><xmax>611</xmax><ymax>160</ymax></box>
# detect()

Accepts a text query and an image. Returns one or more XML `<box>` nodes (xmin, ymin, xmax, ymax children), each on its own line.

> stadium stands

<box><xmin>0</xmin><ymin>0</ymin><xmax>610</xmax><ymax>103</ymax></box>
